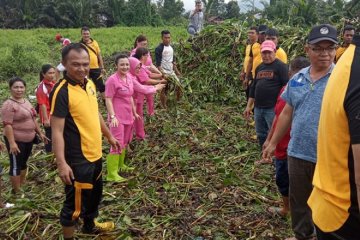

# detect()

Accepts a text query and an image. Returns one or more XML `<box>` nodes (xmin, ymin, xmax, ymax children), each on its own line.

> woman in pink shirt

<box><xmin>132</xmin><ymin>35</ymin><xmax>164</xmax><ymax>116</ymax></box>
<box><xmin>36</xmin><ymin>64</ymin><xmax>56</xmax><ymax>153</ymax></box>
<box><xmin>2</xmin><ymin>77</ymin><xmax>47</xmax><ymax>194</ymax></box>
<box><xmin>105</xmin><ymin>54</ymin><xmax>164</xmax><ymax>182</ymax></box>
<box><xmin>132</xmin><ymin>48</ymin><xmax>166</xmax><ymax>140</ymax></box>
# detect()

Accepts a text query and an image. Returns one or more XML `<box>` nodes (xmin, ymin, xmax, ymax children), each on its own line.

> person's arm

<box><xmin>34</xmin><ymin>117</ymin><xmax>48</xmax><ymax>143</ymax></box>
<box><xmin>173</xmin><ymin>62</ymin><xmax>181</xmax><ymax>76</ymax></box>
<box><xmin>105</xmin><ymin>97</ymin><xmax>118</xmax><ymax>128</ymax></box>
<box><xmin>131</xmin><ymin>97</ymin><xmax>140</xmax><ymax>119</ymax></box>
<box><xmin>262</xmin><ymin>103</ymin><xmax>293</xmax><ymax>159</ymax></box>
<box><xmin>150</xmin><ymin>64</ymin><xmax>162</xmax><ymax>75</ymax></box>
<box><xmin>98</xmin><ymin>113</ymin><xmax>120</xmax><ymax>151</ymax></box>
<box><xmin>51</xmin><ymin>116</ymin><xmax>74</xmax><ymax>185</ymax></box>
<box><xmin>352</xmin><ymin>145</ymin><xmax>360</xmax><ymax>210</ymax></box>
<box><xmin>1</xmin><ymin>102</ymin><xmax>19</xmax><ymax>154</ymax></box>
<box><xmin>155</xmin><ymin>45</ymin><xmax>162</xmax><ymax>68</ymax></box>
<box><xmin>40</xmin><ymin>104</ymin><xmax>50</xmax><ymax>127</ymax></box>
<box><xmin>149</xmin><ymin>72</ymin><xmax>163</xmax><ymax>79</ymax></box>
<box><xmin>243</xmin><ymin>97</ymin><xmax>255</xmax><ymax>120</ymax></box>
<box><xmin>344</xmin><ymin>77</ymin><xmax>360</xmax><ymax>212</ymax></box>
<box><xmin>133</xmin><ymin>77</ymin><xmax>164</xmax><ymax>94</ymax></box>
<box><xmin>3</xmin><ymin>125</ymin><xmax>20</xmax><ymax>155</ymax></box>
<box><xmin>98</xmin><ymin>52</ymin><xmax>105</xmax><ymax>71</ymax></box>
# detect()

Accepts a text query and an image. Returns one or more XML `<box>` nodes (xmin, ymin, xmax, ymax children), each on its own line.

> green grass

<box><xmin>0</xmin><ymin>26</ymin><xmax>188</xmax><ymax>101</ymax></box>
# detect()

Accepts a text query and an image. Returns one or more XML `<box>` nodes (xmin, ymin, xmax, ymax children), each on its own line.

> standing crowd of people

<box><xmin>0</xmin><ymin>26</ymin><xmax>180</xmax><ymax>238</ymax></box>
<box><xmin>0</xmin><ymin>1</ymin><xmax>359</xmax><ymax>237</ymax></box>
<box><xmin>242</xmin><ymin>23</ymin><xmax>360</xmax><ymax>240</ymax></box>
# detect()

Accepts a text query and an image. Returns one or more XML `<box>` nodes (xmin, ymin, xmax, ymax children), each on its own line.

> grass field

<box><xmin>0</xmin><ymin>26</ymin><xmax>292</xmax><ymax>239</ymax></box>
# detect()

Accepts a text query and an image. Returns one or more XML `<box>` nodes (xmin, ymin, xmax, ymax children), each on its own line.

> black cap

<box><xmin>258</xmin><ymin>25</ymin><xmax>268</xmax><ymax>34</ymax></box>
<box><xmin>307</xmin><ymin>24</ymin><xmax>338</xmax><ymax>44</ymax></box>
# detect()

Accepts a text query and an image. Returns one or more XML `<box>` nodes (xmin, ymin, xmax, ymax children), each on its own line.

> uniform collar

<box><xmin>64</xmin><ymin>74</ymin><xmax>88</xmax><ymax>88</ymax></box>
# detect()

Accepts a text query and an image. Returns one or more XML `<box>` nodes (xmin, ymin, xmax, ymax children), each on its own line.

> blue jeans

<box><xmin>254</xmin><ymin>107</ymin><xmax>275</xmax><ymax>148</ymax></box>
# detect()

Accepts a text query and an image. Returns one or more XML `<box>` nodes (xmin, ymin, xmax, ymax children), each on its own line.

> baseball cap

<box><xmin>55</xmin><ymin>33</ymin><xmax>62</xmax><ymax>41</ymax></box>
<box><xmin>62</xmin><ymin>38</ymin><xmax>71</xmax><ymax>46</ymax></box>
<box><xmin>307</xmin><ymin>24</ymin><xmax>338</xmax><ymax>44</ymax></box>
<box><xmin>258</xmin><ymin>25</ymin><xmax>268</xmax><ymax>34</ymax></box>
<box><xmin>261</xmin><ymin>40</ymin><xmax>276</xmax><ymax>52</ymax></box>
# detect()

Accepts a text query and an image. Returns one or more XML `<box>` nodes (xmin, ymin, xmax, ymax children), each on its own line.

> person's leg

<box><xmin>146</xmin><ymin>94</ymin><xmax>155</xmax><ymax>116</ymax></box>
<box><xmin>275</xmin><ymin>158</ymin><xmax>290</xmax><ymax>215</ymax></box>
<box><xmin>19</xmin><ymin>142</ymin><xmax>33</xmax><ymax>186</ymax></box>
<box><xmin>89</xmin><ymin>69</ymin><xmax>105</xmax><ymax>100</ymax></box>
<box><xmin>160</xmin><ymin>83</ymin><xmax>169</xmax><ymax>108</ymax></box>
<box><xmin>134</xmin><ymin>101</ymin><xmax>146</xmax><ymax>140</ymax></box>
<box><xmin>83</xmin><ymin>160</ymin><xmax>114</xmax><ymax>233</ymax></box>
<box><xmin>263</xmin><ymin>108</ymin><xmax>275</xmax><ymax>134</ymax></box>
<box><xmin>5</xmin><ymin>139</ymin><xmax>23</xmax><ymax>193</ymax></box>
<box><xmin>254</xmin><ymin>107</ymin><xmax>267</xmax><ymax>148</ymax></box>
<box><xmin>119</xmin><ymin>125</ymin><xmax>134</xmax><ymax>171</ymax></box>
<box><xmin>288</xmin><ymin>156</ymin><xmax>316</xmax><ymax>239</ymax></box>
<box><xmin>60</xmin><ymin>183</ymin><xmax>77</xmax><ymax>238</ymax></box>
<box><xmin>44</xmin><ymin>126</ymin><xmax>52</xmax><ymax>153</ymax></box>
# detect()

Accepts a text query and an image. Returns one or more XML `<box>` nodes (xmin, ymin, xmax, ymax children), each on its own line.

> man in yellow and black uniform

<box><xmin>308</xmin><ymin>33</ymin><xmax>360</xmax><ymax>239</ymax></box>
<box><xmin>50</xmin><ymin>43</ymin><xmax>118</xmax><ymax>239</ymax></box>
<box><xmin>241</xmin><ymin>26</ymin><xmax>259</xmax><ymax>99</ymax></box>
<box><xmin>80</xmin><ymin>26</ymin><xmax>106</xmax><ymax>96</ymax></box>
<box><xmin>335</xmin><ymin>25</ymin><xmax>355</xmax><ymax>62</ymax></box>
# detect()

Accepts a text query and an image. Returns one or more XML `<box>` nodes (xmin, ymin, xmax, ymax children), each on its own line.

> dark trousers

<box><xmin>275</xmin><ymin>158</ymin><xmax>289</xmax><ymax>197</ymax></box>
<box><xmin>316</xmin><ymin>213</ymin><xmax>360</xmax><ymax>240</ymax></box>
<box><xmin>4</xmin><ymin>137</ymin><xmax>33</xmax><ymax>176</ymax></box>
<box><xmin>60</xmin><ymin>159</ymin><xmax>103</xmax><ymax>227</ymax></box>
<box><xmin>89</xmin><ymin>68</ymin><xmax>105</xmax><ymax>93</ymax></box>
<box><xmin>288</xmin><ymin>156</ymin><xmax>316</xmax><ymax>240</ymax></box>
<box><xmin>44</xmin><ymin>126</ymin><xmax>52</xmax><ymax>153</ymax></box>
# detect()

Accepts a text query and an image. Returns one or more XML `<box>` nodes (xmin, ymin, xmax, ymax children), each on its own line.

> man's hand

<box><xmin>107</xmin><ymin>136</ymin><xmax>120</xmax><ymax>152</ymax></box>
<box><xmin>262</xmin><ymin>143</ymin><xmax>276</xmax><ymax>161</ymax></box>
<box><xmin>240</xmin><ymin>72</ymin><xmax>245</xmax><ymax>81</ymax></box>
<box><xmin>243</xmin><ymin>107</ymin><xmax>252</xmax><ymax>120</ymax></box>
<box><xmin>57</xmin><ymin>162</ymin><xmax>74</xmax><ymax>185</ymax></box>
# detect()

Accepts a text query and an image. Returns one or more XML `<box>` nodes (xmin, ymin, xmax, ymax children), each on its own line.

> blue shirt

<box><xmin>281</xmin><ymin>65</ymin><xmax>334</xmax><ymax>163</ymax></box>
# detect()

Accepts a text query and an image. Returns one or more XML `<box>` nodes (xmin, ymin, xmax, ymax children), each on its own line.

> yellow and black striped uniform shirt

<box><xmin>50</xmin><ymin>75</ymin><xmax>102</xmax><ymax>163</ymax></box>
<box><xmin>308</xmin><ymin>35</ymin><xmax>360</xmax><ymax>232</ymax></box>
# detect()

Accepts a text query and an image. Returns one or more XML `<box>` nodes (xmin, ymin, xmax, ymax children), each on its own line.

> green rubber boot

<box><xmin>106</xmin><ymin>154</ymin><xmax>127</xmax><ymax>182</ymax></box>
<box><xmin>118</xmin><ymin>149</ymin><xmax>134</xmax><ymax>172</ymax></box>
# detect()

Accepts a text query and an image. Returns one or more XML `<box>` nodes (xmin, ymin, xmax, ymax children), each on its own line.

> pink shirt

<box><xmin>105</xmin><ymin>72</ymin><xmax>156</xmax><ymax>124</ymax></box>
<box><xmin>1</xmin><ymin>99</ymin><xmax>36</xmax><ymax>142</ymax></box>
<box><xmin>131</xmin><ymin>48</ymin><xmax>153</xmax><ymax>66</ymax></box>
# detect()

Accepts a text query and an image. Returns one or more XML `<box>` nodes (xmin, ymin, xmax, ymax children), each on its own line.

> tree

<box><xmin>224</xmin><ymin>1</ymin><xmax>241</xmax><ymax>19</ymax></box>
<box><xmin>158</xmin><ymin>0</ymin><xmax>184</xmax><ymax>22</ymax></box>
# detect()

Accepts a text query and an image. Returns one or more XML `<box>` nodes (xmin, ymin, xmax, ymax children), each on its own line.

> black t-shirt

<box><xmin>249</xmin><ymin>58</ymin><xmax>288</xmax><ymax>108</ymax></box>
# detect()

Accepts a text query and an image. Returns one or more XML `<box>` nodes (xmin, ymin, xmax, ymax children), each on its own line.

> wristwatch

<box><xmin>110</xmin><ymin>115</ymin><xmax>115</xmax><ymax>119</ymax></box>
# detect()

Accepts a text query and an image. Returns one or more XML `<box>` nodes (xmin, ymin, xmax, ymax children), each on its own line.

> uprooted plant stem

<box><xmin>0</xmin><ymin>101</ymin><xmax>292</xmax><ymax>239</ymax></box>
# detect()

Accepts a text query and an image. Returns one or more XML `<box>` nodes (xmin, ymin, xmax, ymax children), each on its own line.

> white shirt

<box><xmin>161</xmin><ymin>45</ymin><xmax>174</xmax><ymax>74</ymax></box>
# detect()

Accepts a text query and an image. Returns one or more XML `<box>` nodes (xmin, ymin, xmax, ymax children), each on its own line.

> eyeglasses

<box><xmin>310</xmin><ymin>45</ymin><xmax>337</xmax><ymax>54</ymax></box>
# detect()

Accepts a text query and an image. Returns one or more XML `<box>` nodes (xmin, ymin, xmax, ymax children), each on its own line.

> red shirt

<box><xmin>274</xmin><ymin>86</ymin><xmax>291</xmax><ymax>159</ymax></box>
<box><xmin>36</xmin><ymin>79</ymin><xmax>55</xmax><ymax>124</ymax></box>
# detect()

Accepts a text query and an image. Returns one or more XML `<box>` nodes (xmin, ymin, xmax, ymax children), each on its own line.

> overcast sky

<box><xmin>182</xmin><ymin>0</ymin><xmax>231</xmax><ymax>11</ymax></box>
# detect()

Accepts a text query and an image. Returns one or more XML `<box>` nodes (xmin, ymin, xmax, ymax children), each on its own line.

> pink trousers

<box><xmin>134</xmin><ymin>102</ymin><xmax>145</xmax><ymax>140</ymax></box>
<box><xmin>109</xmin><ymin>123</ymin><xmax>133</xmax><ymax>153</ymax></box>
<box><xmin>146</xmin><ymin>94</ymin><xmax>154</xmax><ymax>116</ymax></box>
